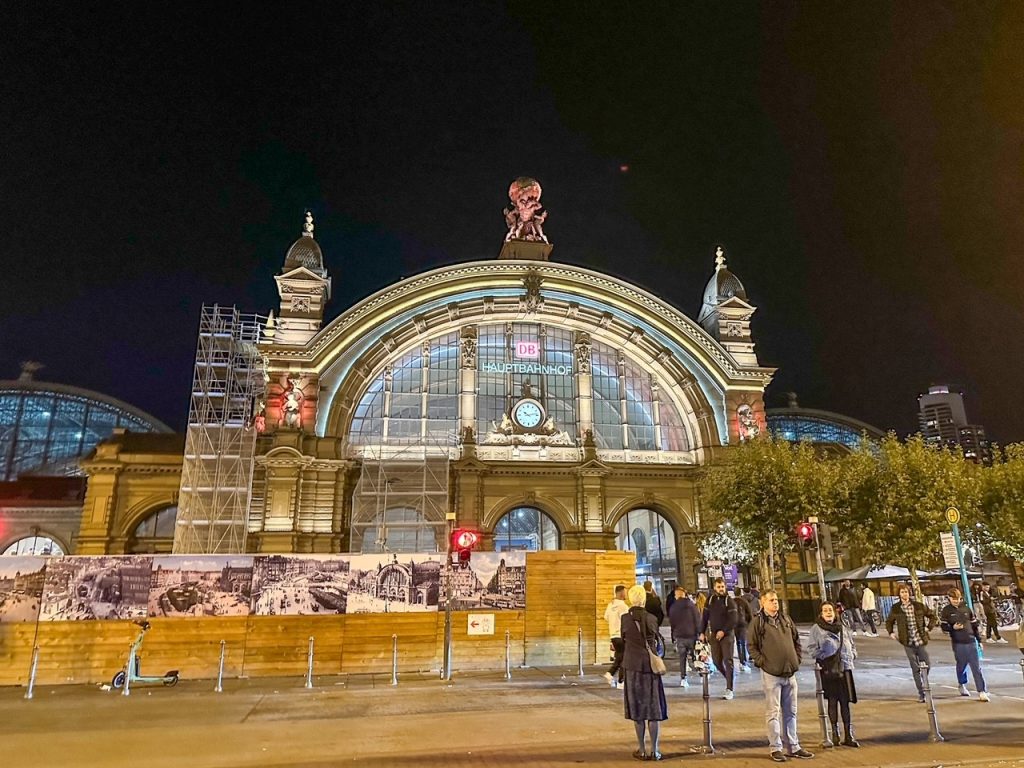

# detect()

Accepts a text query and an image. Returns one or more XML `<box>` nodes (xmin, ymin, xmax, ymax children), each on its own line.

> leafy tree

<box><xmin>844</xmin><ymin>434</ymin><xmax>980</xmax><ymax>596</ymax></box>
<box><xmin>978</xmin><ymin>443</ymin><xmax>1024</xmax><ymax>562</ymax></box>
<box><xmin>697</xmin><ymin>523</ymin><xmax>758</xmax><ymax>565</ymax></box>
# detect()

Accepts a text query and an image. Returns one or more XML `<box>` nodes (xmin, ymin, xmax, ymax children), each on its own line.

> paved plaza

<box><xmin>2</xmin><ymin>631</ymin><xmax>1022</xmax><ymax>768</ymax></box>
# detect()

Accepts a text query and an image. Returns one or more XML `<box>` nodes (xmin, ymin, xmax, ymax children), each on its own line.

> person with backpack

<box><xmin>700</xmin><ymin>577</ymin><xmax>738</xmax><ymax>700</ymax></box>
<box><xmin>735</xmin><ymin>588</ymin><xmax>754</xmax><ymax>673</ymax></box>
<box><xmin>748</xmin><ymin>589</ymin><xmax>814</xmax><ymax>762</ymax></box>
<box><xmin>807</xmin><ymin>601</ymin><xmax>859</xmax><ymax>747</ymax></box>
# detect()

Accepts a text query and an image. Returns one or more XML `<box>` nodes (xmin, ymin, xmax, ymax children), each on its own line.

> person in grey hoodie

<box><xmin>748</xmin><ymin>589</ymin><xmax>814</xmax><ymax>762</ymax></box>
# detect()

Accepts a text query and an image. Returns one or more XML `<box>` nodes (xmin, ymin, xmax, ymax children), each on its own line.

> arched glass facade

<box><xmin>353</xmin><ymin>506</ymin><xmax>442</xmax><ymax>554</ymax></box>
<box><xmin>766</xmin><ymin>411</ymin><xmax>882</xmax><ymax>451</ymax></box>
<box><xmin>493</xmin><ymin>507</ymin><xmax>560</xmax><ymax>551</ymax></box>
<box><xmin>0</xmin><ymin>383</ymin><xmax>170</xmax><ymax>481</ymax></box>
<box><xmin>2</xmin><ymin>534</ymin><xmax>64</xmax><ymax>556</ymax></box>
<box><xmin>616</xmin><ymin>508</ymin><xmax>678</xmax><ymax>596</ymax></box>
<box><xmin>348</xmin><ymin>324</ymin><xmax>690</xmax><ymax>452</ymax></box>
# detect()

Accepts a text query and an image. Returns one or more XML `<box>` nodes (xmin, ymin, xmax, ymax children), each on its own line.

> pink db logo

<box><xmin>515</xmin><ymin>341</ymin><xmax>540</xmax><ymax>359</ymax></box>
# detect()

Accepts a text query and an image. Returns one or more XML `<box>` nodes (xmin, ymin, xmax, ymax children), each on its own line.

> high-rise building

<box><xmin>917</xmin><ymin>385</ymin><xmax>990</xmax><ymax>463</ymax></box>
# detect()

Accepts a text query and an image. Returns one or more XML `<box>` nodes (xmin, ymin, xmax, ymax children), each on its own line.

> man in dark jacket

<box><xmin>669</xmin><ymin>586</ymin><xmax>701</xmax><ymax>687</ymax></box>
<box><xmin>644</xmin><ymin>581</ymin><xmax>665</xmax><ymax>626</ymax></box>
<box><xmin>700</xmin><ymin>577</ymin><xmax>738</xmax><ymax>699</ymax></box>
<box><xmin>978</xmin><ymin>582</ymin><xmax>1006</xmax><ymax>643</ymax></box>
<box><xmin>886</xmin><ymin>584</ymin><xmax>938</xmax><ymax>702</ymax></box>
<box><xmin>734</xmin><ymin>588</ymin><xmax>754</xmax><ymax>673</ymax></box>
<box><xmin>838</xmin><ymin>580</ymin><xmax>867</xmax><ymax>634</ymax></box>
<box><xmin>939</xmin><ymin>587</ymin><xmax>988</xmax><ymax>700</ymax></box>
<box><xmin>748</xmin><ymin>589</ymin><xmax>812</xmax><ymax>762</ymax></box>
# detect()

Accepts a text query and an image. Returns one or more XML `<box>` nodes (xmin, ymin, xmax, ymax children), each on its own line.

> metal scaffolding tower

<box><xmin>173</xmin><ymin>305</ymin><xmax>268</xmax><ymax>554</ymax></box>
<box><xmin>350</xmin><ymin>442</ymin><xmax>453</xmax><ymax>554</ymax></box>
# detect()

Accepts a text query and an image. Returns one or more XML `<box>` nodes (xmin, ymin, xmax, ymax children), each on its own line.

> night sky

<box><xmin>2</xmin><ymin>4</ymin><xmax>1022</xmax><ymax>441</ymax></box>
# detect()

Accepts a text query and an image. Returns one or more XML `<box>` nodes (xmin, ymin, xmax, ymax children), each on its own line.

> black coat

<box><xmin>621</xmin><ymin>607</ymin><xmax>661</xmax><ymax>672</ymax></box>
<box><xmin>645</xmin><ymin>593</ymin><xmax>664</xmax><ymax>625</ymax></box>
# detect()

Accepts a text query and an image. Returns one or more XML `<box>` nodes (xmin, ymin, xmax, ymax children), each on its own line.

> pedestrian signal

<box><xmin>796</xmin><ymin>522</ymin><xmax>815</xmax><ymax>547</ymax></box>
<box><xmin>451</xmin><ymin>528</ymin><xmax>480</xmax><ymax>567</ymax></box>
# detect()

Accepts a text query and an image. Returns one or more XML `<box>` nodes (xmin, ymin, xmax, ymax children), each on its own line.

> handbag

<box><xmin>635</xmin><ymin>619</ymin><xmax>667</xmax><ymax>675</ymax></box>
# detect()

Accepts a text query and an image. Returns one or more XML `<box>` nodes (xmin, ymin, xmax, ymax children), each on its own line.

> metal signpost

<box><xmin>945</xmin><ymin>506</ymin><xmax>982</xmax><ymax>658</ymax></box>
<box><xmin>808</xmin><ymin>516</ymin><xmax>828</xmax><ymax>601</ymax></box>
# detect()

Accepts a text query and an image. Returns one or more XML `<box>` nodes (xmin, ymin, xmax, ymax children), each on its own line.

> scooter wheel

<box><xmin>111</xmin><ymin>671</ymin><xmax>126</xmax><ymax>689</ymax></box>
<box><xmin>164</xmin><ymin>673</ymin><xmax>179</xmax><ymax>687</ymax></box>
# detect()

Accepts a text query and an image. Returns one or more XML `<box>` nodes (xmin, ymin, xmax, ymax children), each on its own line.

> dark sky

<box><xmin>2</xmin><ymin>3</ymin><xmax>1022</xmax><ymax>441</ymax></box>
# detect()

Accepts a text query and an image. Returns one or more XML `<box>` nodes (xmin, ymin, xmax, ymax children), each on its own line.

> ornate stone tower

<box><xmin>697</xmin><ymin>246</ymin><xmax>759</xmax><ymax>367</ymax></box>
<box><xmin>270</xmin><ymin>211</ymin><xmax>332</xmax><ymax>346</ymax></box>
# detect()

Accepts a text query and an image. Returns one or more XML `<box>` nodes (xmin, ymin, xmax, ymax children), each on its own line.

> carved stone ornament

<box><xmin>574</xmin><ymin>332</ymin><xmax>592</xmax><ymax>374</ymax></box>
<box><xmin>521</xmin><ymin>269</ymin><xmax>544</xmax><ymax>314</ymax></box>
<box><xmin>737</xmin><ymin>403</ymin><xmax>761</xmax><ymax>442</ymax></box>
<box><xmin>290</xmin><ymin>296</ymin><xmax>310</xmax><ymax>312</ymax></box>
<box><xmin>280</xmin><ymin>375</ymin><xmax>305</xmax><ymax>429</ymax></box>
<box><xmin>503</xmin><ymin>176</ymin><xmax>549</xmax><ymax>244</ymax></box>
<box><xmin>460</xmin><ymin>326</ymin><xmax>478</xmax><ymax>369</ymax></box>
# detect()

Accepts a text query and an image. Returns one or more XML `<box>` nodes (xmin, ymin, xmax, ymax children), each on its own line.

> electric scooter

<box><xmin>111</xmin><ymin>619</ymin><xmax>179</xmax><ymax>689</ymax></box>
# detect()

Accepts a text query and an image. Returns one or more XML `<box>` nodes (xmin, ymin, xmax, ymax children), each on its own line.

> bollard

<box><xmin>24</xmin><ymin>645</ymin><xmax>40</xmax><ymax>700</ymax></box>
<box><xmin>305</xmin><ymin>636</ymin><xmax>315</xmax><ymax>690</ymax></box>
<box><xmin>814</xmin><ymin>665</ymin><xmax>834</xmax><ymax>748</ymax></box>
<box><xmin>1020</xmin><ymin>659</ymin><xmax>1024</xmax><ymax>686</ymax></box>
<box><xmin>577</xmin><ymin>626</ymin><xmax>584</xmax><ymax>677</ymax></box>
<box><xmin>919</xmin><ymin>661</ymin><xmax>943</xmax><ymax>743</ymax></box>
<box><xmin>504</xmin><ymin>629</ymin><xmax>512</xmax><ymax>680</ymax></box>
<box><xmin>391</xmin><ymin>634</ymin><xmax>399</xmax><ymax>687</ymax></box>
<box><xmin>689</xmin><ymin>667</ymin><xmax>715</xmax><ymax>754</ymax></box>
<box><xmin>214</xmin><ymin>640</ymin><xmax>226</xmax><ymax>693</ymax></box>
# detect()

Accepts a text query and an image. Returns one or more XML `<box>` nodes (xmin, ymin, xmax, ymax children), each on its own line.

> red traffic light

<box><xmin>452</xmin><ymin>529</ymin><xmax>479</xmax><ymax>551</ymax></box>
<box><xmin>796</xmin><ymin>522</ymin><xmax>814</xmax><ymax>546</ymax></box>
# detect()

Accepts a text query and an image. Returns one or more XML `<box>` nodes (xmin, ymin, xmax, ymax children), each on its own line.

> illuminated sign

<box><xmin>515</xmin><ymin>340</ymin><xmax>540</xmax><ymax>359</ymax></box>
<box><xmin>482</xmin><ymin>362</ymin><xmax>572</xmax><ymax>376</ymax></box>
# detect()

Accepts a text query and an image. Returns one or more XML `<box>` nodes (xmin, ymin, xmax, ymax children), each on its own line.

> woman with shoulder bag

<box><xmin>621</xmin><ymin>584</ymin><xmax>669</xmax><ymax>761</ymax></box>
<box><xmin>807</xmin><ymin>601</ymin><xmax>859</xmax><ymax>747</ymax></box>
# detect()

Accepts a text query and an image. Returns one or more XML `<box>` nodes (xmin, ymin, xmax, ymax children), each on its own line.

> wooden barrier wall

<box><xmin>0</xmin><ymin>551</ymin><xmax>633</xmax><ymax>686</ymax></box>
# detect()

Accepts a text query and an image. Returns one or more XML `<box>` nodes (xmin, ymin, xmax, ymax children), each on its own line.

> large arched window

<box><xmin>2</xmin><ymin>534</ymin><xmax>64</xmax><ymax>556</ymax></box>
<box><xmin>616</xmin><ymin>508</ymin><xmax>678</xmax><ymax>596</ymax></box>
<box><xmin>493</xmin><ymin>507</ymin><xmax>560</xmax><ymax>551</ymax></box>
<box><xmin>353</xmin><ymin>506</ymin><xmax>441</xmax><ymax>554</ymax></box>
<box><xmin>126</xmin><ymin>505</ymin><xmax>177</xmax><ymax>554</ymax></box>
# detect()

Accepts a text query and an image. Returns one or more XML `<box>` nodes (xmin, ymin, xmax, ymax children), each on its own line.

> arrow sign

<box><xmin>467</xmin><ymin>613</ymin><xmax>494</xmax><ymax>635</ymax></box>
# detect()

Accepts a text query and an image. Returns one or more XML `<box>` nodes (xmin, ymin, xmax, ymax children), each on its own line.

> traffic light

<box><xmin>796</xmin><ymin>521</ymin><xmax>815</xmax><ymax>548</ymax></box>
<box><xmin>451</xmin><ymin>528</ymin><xmax>479</xmax><ymax>566</ymax></box>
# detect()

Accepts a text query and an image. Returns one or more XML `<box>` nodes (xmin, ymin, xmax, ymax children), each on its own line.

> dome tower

<box><xmin>271</xmin><ymin>211</ymin><xmax>332</xmax><ymax>346</ymax></box>
<box><xmin>697</xmin><ymin>246</ymin><xmax>759</xmax><ymax>367</ymax></box>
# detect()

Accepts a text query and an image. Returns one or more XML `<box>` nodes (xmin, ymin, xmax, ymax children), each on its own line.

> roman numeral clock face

<box><xmin>511</xmin><ymin>399</ymin><xmax>544</xmax><ymax>430</ymax></box>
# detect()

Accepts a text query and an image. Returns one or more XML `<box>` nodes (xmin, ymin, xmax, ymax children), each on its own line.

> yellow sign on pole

<box><xmin>945</xmin><ymin>506</ymin><xmax>960</xmax><ymax>526</ymax></box>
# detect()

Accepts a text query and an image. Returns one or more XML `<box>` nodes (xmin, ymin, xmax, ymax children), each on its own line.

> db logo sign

<box><xmin>515</xmin><ymin>341</ymin><xmax>540</xmax><ymax>359</ymax></box>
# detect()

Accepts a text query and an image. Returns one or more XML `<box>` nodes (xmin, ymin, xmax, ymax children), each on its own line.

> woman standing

<box><xmin>621</xmin><ymin>584</ymin><xmax>668</xmax><ymax>761</ymax></box>
<box><xmin>807</xmin><ymin>601</ymin><xmax>859</xmax><ymax>747</ymax></box>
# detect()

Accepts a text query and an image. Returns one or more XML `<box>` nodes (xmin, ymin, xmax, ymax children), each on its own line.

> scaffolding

<box><xmin>350</xmin><ymin>441</ymin><xmax>453</xmax><ymax>554</ymax></box>
<box><xmin>173</xmin><ymin>305</ymin><xmax>268</xmax><ymax>554</ymax></box>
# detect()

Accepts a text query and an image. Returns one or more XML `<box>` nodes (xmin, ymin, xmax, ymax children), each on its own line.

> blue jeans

<box><xmin>903</xmin><ymin>644</ymin><xmax>930</xmax><ymax>697</ymax></box>
<box><xmin>761</xmin><ymin>670</ymin><xmax>800</xmax><ymax>753</ymax></box>
<box><xmin>952</xmin><ymin>642</ymin><xmax>986</xmax><ymax>692</ymax></box>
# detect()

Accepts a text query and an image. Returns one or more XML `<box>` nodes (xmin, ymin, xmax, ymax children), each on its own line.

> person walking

<box><xmin>644</xmin><ymin>581</ymin><xmax>665</xmax><ymax>627</ymax></box>
<box><xmin>885</xmin><ymin>584</ymin><xmax>938</xmax><ymax>702</ymax></box>
<box><xmin>621</xmin><ymin>584</ymin><xmax>668</xmax><ymax>761</ymax></box>
<box><xmin>603</xmin><ymin>584</ymin><xmax>629</xmax><ymax>688</ymax></box>
<box><xmin>978</xmin><ymin>582</ymin><xmax>1006</xmax><ymax>643</ymax></box>
<box><xmin>665</xmin><ymin>581</ymin><xmax>678</xmax><ymax>618</ymax></box>
<box><xmin>735</xmin><ymin>588</ymin><xmax>754</xmax><ymax>673</ymax></box>
<box><xmin>807</xmin><ymin>601</ymin><xmax>859</xmax><ymax>747</ymax></box>
<box><xmin>860</xmin><ymin>582</ymin><xmax>878</xmax><ymax>636</ymax></box>
<box><xmin>748</xmin><ymin>589</ymin><xmax>814</xmax><ymax>762</ymax></box>
<box><xmin>939</xmin><ymin>587</ymin><xmax>989</xmax><ymax>700</ymax></box>
<box><xmin>669</xmin><ymin>586</ymin><xmax>701</xmax><ymax>687</ymax></box>
<box><xmin>838</xmin><ymin>580</ymin><xmax>866</xmax><ymax>635</ymax></box>
<box><xmin>701</xmin><ymin>577</ymin><xmax>739</xmax><ymax>699</ymax></box>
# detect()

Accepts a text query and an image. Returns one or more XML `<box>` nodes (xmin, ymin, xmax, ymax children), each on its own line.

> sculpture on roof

<box><xmin>503</xmin><ymin>177</ymin><xmax>549</xmax><ymax>244</ymax></box>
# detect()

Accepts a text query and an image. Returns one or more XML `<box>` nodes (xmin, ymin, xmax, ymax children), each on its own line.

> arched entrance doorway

<box><xmin>493</xmin><ymin>507</ymin><xmax>560</xmax><ymax>551</ymax></box>
<box><xmin>615</xmin><ymin>508</ymin><xmax>678</xmax><ymax>597</ymax></box>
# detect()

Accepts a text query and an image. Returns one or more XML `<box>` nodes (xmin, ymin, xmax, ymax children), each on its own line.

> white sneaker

<box><xmin>680</xmin><ymin>677</ymin><xmax>689</xmax><ymax>688</ymax></box>
<box><xmin>603</xmin><ymin>672</ymin><xmax>614</xmax><ymax>685</ymax></box>
<box><xmin>997</xmin><ymin>638</ymin><xmax>1009</xmax><ymax>644</ymax></box>
<box><xmin>851</xmin><ymin>631</ymin><xmax>858</xmax><ymax>636</ymax></box>
<box><xmin>958</xmin><ymin>684</ymin><xmax>970</xmax><ymax>697</ymax></box>
<box><xmin>742</xmin><ymin>664</ymin><xmax>752</xmax><ymax>673</ymax></box>
<box><xmin>979</xmin><ymin>691</ymin><xmax>990</xmax><ymax>701</ymax></box>
<box><xmin>722</xmin><ymin>689</ymin><xmax>734</xmax><ymax>700</ymax></box>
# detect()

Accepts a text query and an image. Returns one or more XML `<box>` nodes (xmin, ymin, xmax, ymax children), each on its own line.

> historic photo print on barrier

<box><xmin>441</xmin><ymin>551</ymin><xmax>526</xmax><ymax>611</ymax></box>
<box><xmin>250</xmin><ymin>555</ymin><xmax>352</xmax><ymax>616</ymax></box>
<box><xmin>344</xmin><ymin>554</ymin><xmax>443</xmax><ymax>614</ymax></box>
<box><xmin>149</xmin><ymin>555</ymin><xmax>254</xmax><ymax>617</ymax></box>
<box><xmin>40</xmin><ymin>556</ymin><xmax>152</xmax><ymax>621</ymax></box>
<box><xmin>0</xmin><ymin>556</ymin><xmax>47</xmax><ymax>623</ymax></box>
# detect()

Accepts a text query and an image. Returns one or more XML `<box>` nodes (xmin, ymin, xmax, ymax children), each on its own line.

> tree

<box><xmin>700</xmin><ymin>436</ymin><xmax>842</xmax><ymax>587</ymax></box>
<box><xmin>979</xmin><ymin>443</ymin><xmax>1024</xmax><ymax>562</ymax></box>
<box><xmin>844</xmin><ymin>434</ymin><xmax>980</xmax><ymax>596</ymax></box>
<box><xmin>697</xmin><ymin>523</ymin><xmax>758</xmax><ymax>565</ymax></box>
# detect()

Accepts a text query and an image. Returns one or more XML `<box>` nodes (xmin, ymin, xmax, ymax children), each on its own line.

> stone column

<box><xmin>459</xmin><ymin>326</ymin><xmax>478</xmax><ymax>438</ymax></box>
<box><xmin>574</xmin><ymin>332</ymin><xmax>593</xmax><ymax>438</ymax></box>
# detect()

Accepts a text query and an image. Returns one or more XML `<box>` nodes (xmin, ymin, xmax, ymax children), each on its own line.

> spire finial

<box><xmin>302</xmin><ymin>210</ymin><xmax>314</xmax><ymax>238</ymax></box>
<box><xmin>18</xmin><ymin>361</ymin><xmax>44</xmax><ymax>382</ymax></box>
<box><xmin>714</xmin><ymin>246</ymin><xmax>726</xmax><ymax>270</ymax></box>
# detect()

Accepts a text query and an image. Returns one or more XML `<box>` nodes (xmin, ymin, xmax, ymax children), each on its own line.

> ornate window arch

<box><xmin>126</xmin><ymin>505</ymin><xmax>178</xmax><ymax>554</ymax></box>
<box><xmin>615</xmin><ymin>507</ymin><xmax>678</xmax><ymax>594</ymax></box>
<box><xmin>2</xmin><ymin>533</ymin><xmax>65</xmax><ymax>556</ymax></box>
<box><xmin>493</xmin><ymin>506</ymin><xmax>560</xmax><ymax>551</ymax></box>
